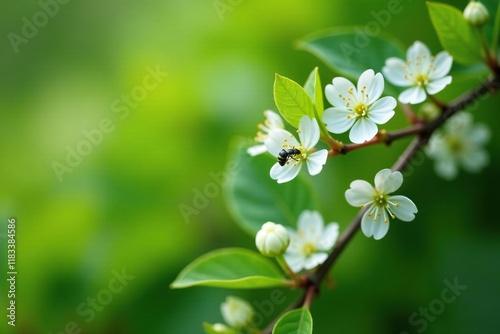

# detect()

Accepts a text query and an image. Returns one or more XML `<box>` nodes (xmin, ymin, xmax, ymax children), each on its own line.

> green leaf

<box><xmin>224</xmin><ymin>138</ymin><xmax>319</xmax><ymax>236</ymax></box>
<box><xmin>427</xmin><ymin>2</ymin><xmax>483</xmax><ymax>64</ymax></box>
<box><xmin>171</xmin><ymin>248</ymin><xmax>287</xmax><ymax>289</ymax></box>
<box><xmin>303</xmin><ymin>67</ymin><xmax>324</xmax><ymax>119</ymax></box>
<box><xmin>203</xmin><ymin>323</ymin><xmax>237</xmax><ymax>334</ymax></box>
<box><xmin>297</xmin><ymin>28</ymin><xmax>405</xmax><ymax>81</ymax></box>
<box><xmin>303</xmin><ymin>68</ymin><xmax>330</xmax><ymax>139</ymax></box>
<box><xmin>272</xmin><ymin>308</ymin><xmax>313</xmax><ymax>334</ymax></box>
<box><xmin>274</xmin><ymin>74</ymin><xmax>315</xmax><ymax>128</ymax></box>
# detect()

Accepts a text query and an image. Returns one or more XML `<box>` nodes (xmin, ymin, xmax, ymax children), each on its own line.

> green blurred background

<box><xmin>1</xmin><ymin>0</ymin><xmax>499</xmax><ymax>333</ymax></box>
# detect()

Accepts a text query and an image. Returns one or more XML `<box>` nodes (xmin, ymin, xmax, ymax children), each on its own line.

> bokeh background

<box><xmin>1</xmin><ymin>0</ymin><xmax>499</xmax><ymax>333</ymax></box>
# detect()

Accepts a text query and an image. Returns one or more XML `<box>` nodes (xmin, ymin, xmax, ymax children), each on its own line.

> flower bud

<box><xmin>464</xmin><ymin>1</ymin><xmax>489</xmax><ymax>27</ymax></box>
<box><xmin>220</xmin><ymin>296</ymin><xmax>254</xmax><ymax>328</ymax></box>
<box><xmin>419</xmin><ymin>103</ymin><xmax>440</xmax><ymax>121</ymax></box>
<box><xmin>255</xmin><ymin>222</ymin><xmax>290</xmax><ymax>257</ymax></box>
<box><xmin>211</xmin><ymin>323</ymin><xmax>232</xmax><ymax>333</ymax></box>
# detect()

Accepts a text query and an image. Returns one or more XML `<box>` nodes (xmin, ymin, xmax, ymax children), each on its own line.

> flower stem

<box><xmin>276</xmin><ymin>255</ymin><xmax>300</xmax><ymax>281</ymax></box>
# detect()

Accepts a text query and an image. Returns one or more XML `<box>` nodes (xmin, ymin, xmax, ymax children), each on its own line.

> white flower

<box><xmin>345</xmin><ymin>169</ymin><xmax>418</xmax><ymax>240</ymax></box>
<box><xmin>284</xmin><ymin>210</ymin><xmax>339</xmax><ymax>273</ymax></box>
<box><xmin>247</xmin><ymin>110</ymin><xmax>285</xmax><ymax>156</ymax></box>
<box><xmin>464</xmin><ymin>1</ymin><xmax>489</xmax><ymax>27</ymax></box>
<box><xmin>323</xmin><ymin>69</ymin><xmax>397</xmax><ymax>144</ymax></box>
<box><xmin>255</xmin><ymin>222</ymin><xmax>290</xmax><ymax>257</ymax></box>
<box><xmin>426</xmin><ymin>112</ymin><xmax>490</xmax><ymax>180</ymax></box>
<box><xmin>220</xmin><ymin>296</ymin><xmax>254</xmax><ymax>328</ymax></box>
<box><xmin>265</xmin><ymin>116</ymin><xmax>328</xmax><ymax>183</ymax></box>
<box><xmin>383</xmin><ymin>41</ymin><xmax>453</xmax><ymax>104</ymax></box>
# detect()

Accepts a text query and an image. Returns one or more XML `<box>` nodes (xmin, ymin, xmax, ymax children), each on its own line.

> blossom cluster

<box><xmin>248</xmin><ymin>41</ymin><xmax>458</xmax><ymax>184</ymax></box>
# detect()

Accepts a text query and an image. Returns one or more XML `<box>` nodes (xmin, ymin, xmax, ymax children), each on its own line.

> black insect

<box><xmin>277</xmin><ymin>148</ymin><xmax>301</xmax><ymax>166</ymax></box>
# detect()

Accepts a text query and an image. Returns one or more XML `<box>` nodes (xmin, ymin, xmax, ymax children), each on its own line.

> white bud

<box><xmin>220</xmin><ymin>296</ymin><xmax>254</xmax><ymax>328</ymax></box>
<box><xmin>464</xmin><ymin>1</ymin><xmax>489</xmax><ymax>27</ymax></box>
<box><xmin>255</xmin><ymin>222</ymin><xmax>290</xmax><ymax>257</ymax></box>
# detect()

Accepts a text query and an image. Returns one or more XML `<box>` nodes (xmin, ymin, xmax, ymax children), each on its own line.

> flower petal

<box><xmin>435</xmin><ymin>158</ymin><xmax>458</xmax><ymax>180</ymax></box>
<box><xmin>361</xmin><ymin>208</ymin><xmax>390</xmax><ymax>239</ymax></box>
<box><xmin>407</xmin><ymin>41</ymin><xmax>431</xmax><ymax>64</ymax></box>
<box><xmin>374</xmin><ymin>168</ymin><xmax>402</xmax><ymax>193</ymax></box>
<box><xmin>325</xmin><ymin>84</ymin><xmax>346</xmax><ymax>108</ymax></box>
<box><xmin>383</xmin><ymin>57</ymin><xmax>413</xmax><ymax>87</ymax></box>
<box><xmin>270</xmin><ymin>161</ymin><xmax>302</xmax><ymax>183</ymax></box>
<box><xmin>303</xmin><ymin>252</ymin><xmax>328</xmax><ymax>270</ymax></box>
<box><xmin>368</xmin><ymin>96</ymin><xmax>396</xmax><ymax>124</ymax></box>
<box><xmin>319</xmin><ymin>223</ymin><xmax>339</xmax><ymax>250</ymax></box>
<box><xmin>323</xmin><ymin>108</ymin><xmax>356</xmax><ymax>134</ymax></box>
<box><xmin>297</xmin><ymin>210</ymin><xmax>324</xmax><ymax>240</ymax></box>
<box><xmin>326</xmin><ymin>77</ymin><xmax>357</xmax><ymax>107</ymax></box>
<box><xmin>389</xmin><ymin>195</ymin><xmax>418</xmax><ymax>222</ymax></box>
<box><xmin>349</xmin><ymin>118</ymin><xmax>378</xmax><ymax>143</ymax></box>
<box><xmin>284</xmin><ymin>252</ymin><xmax>306</xmax><ymax>273</ymax></box>
<box><xmin>430</xmin><ymin>51</ymin><xmax>453</xmax><ymax>79</ymax></box>
<box><xmin>364</xmin><ymin>72</ymin><xmax>385</xmax><ymax>105</ymax></box>
<box><xmin>426</xmin><ymin>76</ymin><xmax>452</xmax><ymax>95</ymax></box>
<box><xmin>265</xmin><ymin>129</ymin><xmax>298</xmax><ymax>156</ymax></box>
<box><xmin>461</xmin><ymin>149</ymin><xmax>489</xmax><ymax>172</ymax></box>
<box><xmin>398</xmin><ymin>86</ymin><xmax>427</xmax><ymax>104</ymax></box>
<box><xmin>264</xmin><ymin>110</ymin><xmax>284</xmax><ymax>129</ymax></box>
<box><xmin>298</xmin><ymin>116</ymin><xmax>320</xmax><ymax>149</ymax></box>
<box><xmin>357</xmin><ymin>69</ymin><xmax>376</xmax><ymax>98</ymax></box>
<box><xmin>345</xmin><ymin>180</ymin><xmax>374</xmax><ymax>206</ymax></box>
<box><xmin>247</xmin><ymin>144</ymin><xmax>267</xmax><ymax>156</ymax></box>
<box><xmin>470</xmin><ymin>124</ymin><xmax>491</xmax><ymax>145</ymax></box>
<box><xmin>372</xmin><ymin>220</ymin><xmax>391</xmax><ymax>240</ymax></box>
<box><xmin>306</xmin><ymin>150</ymin><xmax>328</xmax><ymax>176</ymax></box>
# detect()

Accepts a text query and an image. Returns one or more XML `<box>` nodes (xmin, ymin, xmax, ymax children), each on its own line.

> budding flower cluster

<box><xmin>255</xmin><ymin>222</ymin><xmax>290</xmax><ymax>257</ymax></box>
<box><xmin>463</xmin><ymin>1</ymin><xmax>489</xmax><ymax>27</ymax></box>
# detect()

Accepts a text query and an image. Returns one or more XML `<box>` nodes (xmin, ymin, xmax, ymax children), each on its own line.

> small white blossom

<box><xmin>464</xmin><ymin>1</ymin><xmax>489</xmax><ymax>27</ymax></box>
<box><xmin>255</xmin><ymin>222</ymin><xmax>290</xmax><ymax>257</ymax></box>
<box><xmin>265</xmin><ymin>116</ymin><xmax>328</xmax><ymax>183</ymax></box>
<box><xmin>247</xmin><ymin>110</ymin><xmax>285</xmax><ymax>156</ymax></box>
<box><xmin>426</xmin><ymin>112</ymin><xmax>490</xmax><ymax>180</ymax></box>
<box><xmin>284</xmin><ymin>210</ymin><xmax>339</xmax><ymax>273</ymax></box>
<box><xmin>220</xmin><ymin>296</ymin><xmax>254</xmax><ymax>328</ymax></box>
<box><xmin>383</xmin><ymin>41</ymin><xmax>453</xmax><ymax>104</ymax></box>
<box><xmin>323</xmin><ymin>69</ymin><xmax>397</xmax><ymax>144</ymax></box>
<box><xmin>345</xmin><ymin>169</ymin><xmax>418</xmax><ymax>240</ymax></box>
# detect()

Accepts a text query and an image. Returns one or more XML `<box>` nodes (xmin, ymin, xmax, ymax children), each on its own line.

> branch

<box><xmin>262</xmin><ymin>73</ymin><xmax>500</xmax><ymax>334</ymax></box>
